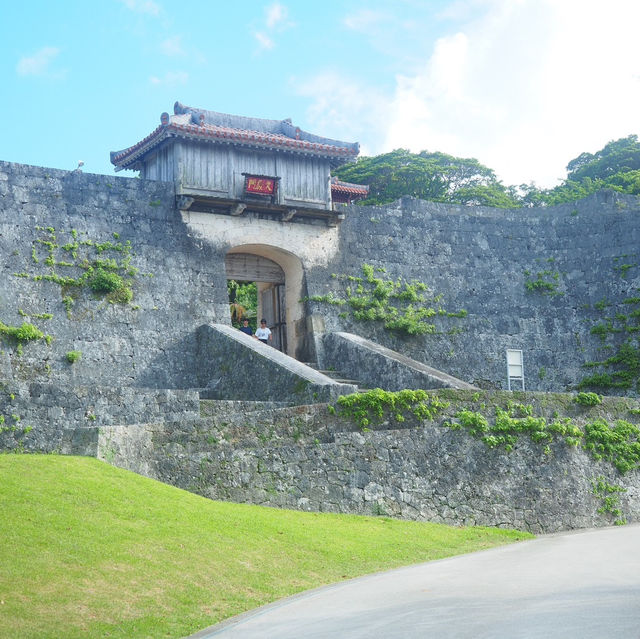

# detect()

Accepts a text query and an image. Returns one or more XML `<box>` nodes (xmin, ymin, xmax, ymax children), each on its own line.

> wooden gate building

<box><xmin>111</xmin><ymin>101</ymin><xmax>368</xmax><ymax>225</ymax></box>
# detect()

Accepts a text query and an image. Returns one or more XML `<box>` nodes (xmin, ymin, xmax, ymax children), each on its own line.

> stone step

<box><xmin>301</xmin><ymin>363</ymin><xmax>367</xmax><ymax>393</ymax></box>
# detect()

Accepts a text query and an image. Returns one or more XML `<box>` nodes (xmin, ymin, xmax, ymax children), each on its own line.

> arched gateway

<box><xmin>110</xmin><ymin>100</ymin><xmax>366</xmax><ymax>362</ymax></box>
<box><xmin>225</xmin><ymin>245</ymin><xmax>305</xmax><ymax>358</ymax></box>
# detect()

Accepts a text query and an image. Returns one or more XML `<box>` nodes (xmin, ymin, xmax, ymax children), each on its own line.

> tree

<box><xmin>566</xmin><ymin>135</ymin><xmax>640</xmax><ymax>182</ymax></box>
<box><xmin>333</xmin><ymin>149</ymin><xmax>518</xmax><ymax>208</ymax></box>
<box><xmin>520</xmin><ymin>136</ymin><xmax>640</xmax><ymax>206</ymax></box>
<box><xmin>334</xmin><ymin>136</ymin><xmax>640</xmax><ymax>209</ymax></box>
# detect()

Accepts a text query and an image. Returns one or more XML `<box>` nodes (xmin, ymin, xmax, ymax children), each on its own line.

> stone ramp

<box><xmin>322</xmin><ymin>331</ymin><xmax>477</xmax><ymax>391</ymax></box>
<box><xmin>196</xmin><ymin>324</ymin><xmax>357</xmax><ymax>403</ymax></box>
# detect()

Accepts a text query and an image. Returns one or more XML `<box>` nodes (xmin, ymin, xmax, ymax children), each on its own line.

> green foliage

<box><xmin>66</xmin><ymin>350</ymin><xmax>82</xmax><ymax>364</ymax></box>
<box><xmin>107</xmin><ymin>285</ymin><xmax>133</xmax><ymax>304</ymax></box>
<box><xmin>331</xmin><ymin>136</ymin><xmax>640</xmax><ymax>208</ymax></box>
<box><xmin>228</xmin><ymin>280</ymin><xmax>258</xmax><ymax>327</ymax></box>
<box><xmin>519</xmin><ymin>136</ymin><xmax>640</xmax><ymax>205</ymax></box>
<box><xmin>334</xmin><ymin>388</ymin><xmax>450</xmax><ymax>430</ymax></box>
<box><xmin>524</xmin><ymin>269</ymin><xmax>561</xmax><ymax>296</ymax></box>
<box><xmin>567</xmin><ymin>135</ymin><xmax>640</xmax><ymax>182</ymax></box>
<box><xmin>332</xmin><ymin>149</ymin><xmax>518</xmax><ymax>207</ymax></box>
<box><xmin>443</xmin><ymin>397</ymin><xmax>639</xmax><ymax>475</ymax></box>
<box><xmin>574</xmin><ymin>392</ymin><xmax>602</xmax><ymax>407</ymax></box>
<box><xmin>15</xmin><ymin>227</ymin><xmax>142</xmax><ymax>315</ymax></box>
<box><xmin>447</xmin><ymin>402</ymin><xmax>583</xmax><ymax>452</ymax></box>
<box><xmin>581</xmin><ymin>292</ymin><xmax>640</xmax><ymax>392</ymax></box>
<box><xmin>583</xmin><ymin>419</ymin><xmax>640</xmax><ymax>474</ymax></box>
<box><xmin>307</xmin><ymin>264</ymin><xmax>466</xmax><ymax>336</ymax></box>
<box><xmin>88</xmin><ymin>269</ymin><xmax>124</xmax><ymax>293</ymax></box>
<box><xmin>592</xmin><ymin>476</ymin><xmax>627</xmax><ymax>525</ymax></box>
<box><xmin>62</xmin><ymin>295</ymin><xmax>74</xmax><ymax>318</ymax></box>
<box><xmin>0</xmin><ymin>321</ymin><xmax>44</xmax><ymax>342</ymax></box>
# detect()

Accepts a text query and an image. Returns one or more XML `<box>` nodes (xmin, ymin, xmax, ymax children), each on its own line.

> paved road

<box><xmin>190</xmin><ymin>524</ymin><xmax>640</xmax><ymax>638</ymax></box>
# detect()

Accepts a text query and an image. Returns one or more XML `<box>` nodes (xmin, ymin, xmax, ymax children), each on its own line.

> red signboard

<box><xmin>245</xmin><ymin>176</ymin><xmax>276</xmax><ymax>195</ymax></box>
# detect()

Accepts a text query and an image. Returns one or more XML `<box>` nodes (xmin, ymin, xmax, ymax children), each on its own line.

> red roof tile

<box><xmin>111</xmin><ymin>119</ymin><xmax>359</xmax><ymax>170</ymax></box>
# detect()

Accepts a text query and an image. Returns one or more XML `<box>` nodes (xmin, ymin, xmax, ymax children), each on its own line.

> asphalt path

<box><xmin>190</xmin><ymin>524</ymin><xmax>640</xmax><ymax>639</ymax></box>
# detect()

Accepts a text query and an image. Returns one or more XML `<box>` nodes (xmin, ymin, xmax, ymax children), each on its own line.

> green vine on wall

<box><xmin>580</xmin><ymin>255</ymin><xmax>640</xmax><ymax>392</ymax></box>
<box><xmin>0</xmin><ymin>387</ymin><xmax>31</xmax><ymax>453</ymax></box>
<box><xmin>13</xmin><ymin>226</ymin><xmax>146</xmax><ymax>318</ymax></box>
<box><xmin>445</xmin><ymin>402</ymin><xmax>584</xmax><ymax>453</ymax></box>
<box><xmin>306</xmin><ymin>264</ymin><xmax>466</xmax><ymax>336</ymax></box>
<box><xmin>331</xmin><ymin>389</ymin><xmax>640</xmax><ymax>523</ymax></box>
<box><xmin>329</xmin><ymin>388</ymin><xmax>450</xmax><ymax>429</ymax></box>
<box><xmin>592</xmin><ymin>476</ymin><xmax>627</xmax><ymax>525</ymax></box>
<box><xmin>523</xmin><ymin>268</ymin><xmax>562</xmax><ymax>296</ymax></box>
<box><xmin>5</xmin><ymin>225</ymin><xmax>151</xmax><ymax>360</ymax></box>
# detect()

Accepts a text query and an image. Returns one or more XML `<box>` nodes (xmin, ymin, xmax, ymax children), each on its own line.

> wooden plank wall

<box><xmin>225</xmin><ymin>253</ymin><xmax>285</xmax><ymax>284</ymax></box>
<box><xmin>171</xmin><ymin>141</ymin><xmax>331</xmax><ymax>208</ymax></box>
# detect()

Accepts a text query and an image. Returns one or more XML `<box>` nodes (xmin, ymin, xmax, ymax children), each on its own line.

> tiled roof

<box><xmin>111</xmin><ymin>102</ymin><xmax>360</xmax><ymax>170</ymax></box>
<box><xmin>330</xmin><ymin>177</ymin><xmax>370</xmax><ymax>196</ymax></box>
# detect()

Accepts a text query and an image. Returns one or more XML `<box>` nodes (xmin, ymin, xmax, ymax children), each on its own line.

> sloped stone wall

<box><xmin>97</xmin><ymin>391</ymin><xmax>640</xmax><ymax>534</ymax></box>
<box><xmin>307</xmin><ymin>192</ymin><xmax>640</xmax><ymax>394</ymax></box>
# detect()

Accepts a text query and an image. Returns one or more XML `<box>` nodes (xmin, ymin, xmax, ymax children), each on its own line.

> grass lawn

<box><xmin>0</xmin><ymin>454</ymin><xmax>532</xmax><ymax>638</ymax></box>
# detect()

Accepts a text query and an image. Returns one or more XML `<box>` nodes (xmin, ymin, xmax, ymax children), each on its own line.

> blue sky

<box><xmin>2</xmin><ymin>0</ymin><xmax>639</xmax><ymax>188</ymax></box>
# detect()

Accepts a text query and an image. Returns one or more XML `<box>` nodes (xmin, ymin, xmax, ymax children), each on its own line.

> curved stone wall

<box><xmin>97</xmin><ymin>390</ymin><xmax>640</xmax><ymax>534</ymax></box>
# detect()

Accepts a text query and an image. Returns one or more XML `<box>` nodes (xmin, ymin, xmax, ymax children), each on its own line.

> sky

<box><xmin>2</xmin><ymin>0</ymin><xmax>640</xmax><ymax>188</ymax></box>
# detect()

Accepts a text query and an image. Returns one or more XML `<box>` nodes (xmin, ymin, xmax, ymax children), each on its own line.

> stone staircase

<box><xmin>301</xmin><ymin>363</ymin><xmax>370</xmax><ymax>393</ymax></box>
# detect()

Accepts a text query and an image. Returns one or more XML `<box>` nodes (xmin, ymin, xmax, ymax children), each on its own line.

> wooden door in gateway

<box><xmin>260</xmin><ymin>284</ymin><xmax>286</xmax><ymax>352</ymax></box>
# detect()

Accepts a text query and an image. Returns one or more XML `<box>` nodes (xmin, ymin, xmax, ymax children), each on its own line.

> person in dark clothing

<box><xmin>239</xmin><ymin>318</ymin><xmax>253</xmax><ymax>336</ymax></box>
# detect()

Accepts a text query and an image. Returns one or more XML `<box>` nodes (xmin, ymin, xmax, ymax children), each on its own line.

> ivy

<box><xmin>580</xmin><ymin>267</ymin><xmax>640</xmax><ymax>392</ymax></box>
<box><xmin>0</xmin><ymin>321</ymin><xmax>44</xmax><ymax>342</ymax></box>
<box><xmin>574</xmin><ymin>392</ymin><xmax>602</xmax><ymax>406</ymax></box>
<box><xmin>14</xmin><ymin>226</ymin><xmax>140</xmax><ymax>316</ymax></box>
<box><xmin>446</xmin><ymin>404</ymin><xmax>583</xmax><ymax>452</ymax></box>
<box><xmin>592</xmin><ymin>476</ymin><xmax>627</xmax><ymax>525</ymax></box>
<box><xmin>307</xmin><ymin>264</ymin><xmax>466</xmax><ymax>336</ymax></box>
<box><xmin>333</xmin><ymin>388</ymin><xmax>450</xmax><ymax>430</ymax></box>
<box><xmin>583</xmin><ymin>419</ymin><xmax>640</xmax><ymax>474</ymax></box>
<box><xmin>523</xmin><ymin>268</ymin><xmax>562</xmax><ymax>296</ymax></box>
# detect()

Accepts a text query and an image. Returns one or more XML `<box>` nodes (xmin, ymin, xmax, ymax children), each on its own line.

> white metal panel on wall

<box><xmin>506</xmin><ymin>349</ymin><xmax>525</xmax><ymax>391</ymax></box>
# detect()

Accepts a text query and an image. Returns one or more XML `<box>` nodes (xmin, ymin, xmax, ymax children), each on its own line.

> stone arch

<box><xmin>225</xmin><ymin>244</ymin><xmax>306</xmax><ymax>359</ymax></box>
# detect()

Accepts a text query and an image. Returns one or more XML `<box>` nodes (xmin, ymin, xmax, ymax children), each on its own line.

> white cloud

<box><xmin>119</xmin><ymin>0</ymin><xmax>160</xmax><ymax>15</ymax></box>
<box><xmin>254</xmin><ymin>32</ymin><xmax>274</xmax><ymax>51</ymax></box>
<box><xmin>161</xmin><ymin>35</ymin><xmax>184</xmax><ymax>57</ymax></box>
<box><xmin>149</xmin><ymin>71</ymin><xmax>188</xmax><ymax>86</ymax></box>
<box><xmin>294</xmin><ymin>71</ymin><xmax>392</xmax><ymax>154</ymax></box>
<box><xmin>342</xmin><ymin>8</ymin><xmax>387</xmax><ymax>32</ymax></box>
<box><xmin>304</xmin><ymin>0</ymin><xmax>640</xmax><ymax>187</ymax></box>
<box><xmin>16</xmin><ymin>47</ymin><xmax>61</xmax><ymax>77</ymax></box>
<box><xmin>254</xmin><ymin>2</ymin><xmax>292</xmax><ymax>52</ymax></box>
<box><xmin>383</xmin><ymin>0</ymin><xmax>640</xmax><ymax>186</ymax></box>
<box><xmin>265</xmin><ymin>2</ymin><xmax>288</xmax><ymax>29</ymax></box>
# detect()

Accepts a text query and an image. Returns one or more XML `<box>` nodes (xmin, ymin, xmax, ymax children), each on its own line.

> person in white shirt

<box><xmin>254</xmin><ymin>318</ymin><xmax>272</xmax><ymax>345</ymax></box>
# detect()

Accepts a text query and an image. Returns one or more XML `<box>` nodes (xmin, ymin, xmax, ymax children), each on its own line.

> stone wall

<box><xmin>2</xmin><ymin>161</ymin><xmax>639</xmax><ymax>396</ymax></box>
<box><xmin>196</xmin><ymin>324</ymin><xmax>356</xmax><ymax>402</ymax></box>
<box><xmin>0</xmin><ymin>382</ymin><xmax>199</xmax><ymax>454</ymax></box>
<box><xmin>0</xmin><ymin>161</ymin><xmax>229</xmax><ymax>391</ymax></box>
<box><xmin>97</xmin><ymin>390</ymin><xmax>640</xmax><ymax>534</ymax></box>
<box><xmin>307</xmin><ymin>192</ymin><xmax>640</xmax><ymax>394</ymax></box>
<box><xmin>322</xmin><ymin>331</ymin><xmax>476</xmax><ymax>391</ymax></box>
